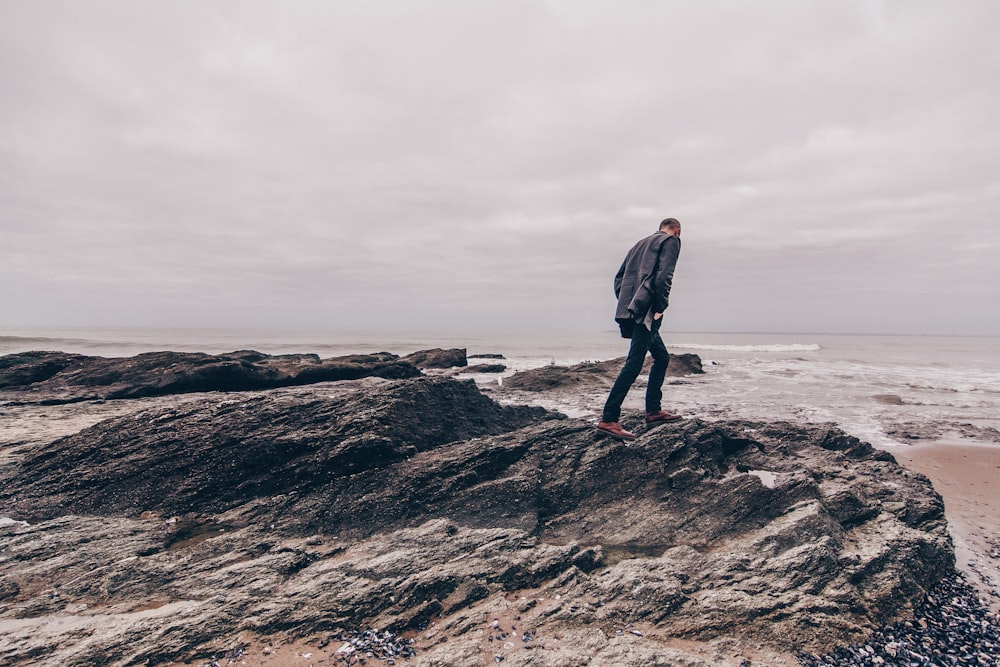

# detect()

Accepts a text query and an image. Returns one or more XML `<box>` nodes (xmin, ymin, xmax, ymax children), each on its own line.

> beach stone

<box><xmin>0</xmin><ymin>376</ymin><xmax>956</xmax><ymax>666</ymax></box>
<box><xmin>0</xmin><ymin>349</ymin><xmax>420</xmax><ymax>404</ymax></box>
<box><xmin>401</xmin><ymin>347</ymin><xmax>468</xmax><ymax>369</ymax></box>
<box><xmin>463</xmin><ymin>363</ymin><xmax>507</xmax><ymax>373</ymax></box>
<box><xmin>667</xmin><ymin>352</ymin><xmax>705</xmax><ymax>375</ymax></box>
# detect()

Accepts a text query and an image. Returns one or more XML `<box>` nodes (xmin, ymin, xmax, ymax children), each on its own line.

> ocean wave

<box><xmin>905</xmin><ymin>382</ymin><xmax>1000</xmax><ymax>395</ymax></box>
<box><xmin>0</xmin><ymin>335</ymin><xmax>113</xmax><ymax>351</ymax></box>
<box><xmin>672</xmin><ymin>343</ymin><xmax>821</xmax><ymax>353</ymax></box>
<box><xmin>0</xmin><ymin>335</ymin><xmax>66</xmax><ymax>344</ymax></box>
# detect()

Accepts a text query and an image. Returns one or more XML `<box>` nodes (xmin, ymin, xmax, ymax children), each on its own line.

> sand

<box><xmin>887</xmin><ymin>441</ymin><xmax>1000</xmax><ymax>612</ymax></box>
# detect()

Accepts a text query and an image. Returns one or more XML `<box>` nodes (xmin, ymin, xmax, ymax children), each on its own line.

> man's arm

<box><xmin>651</xmin><ymin>236</ymin><xmax>681</xmax><ymax>315</ymax></box>
<box><xmin>613</xmin><ymin>258</ymin><xmax>626</xmax><ymax>299</ymax></box>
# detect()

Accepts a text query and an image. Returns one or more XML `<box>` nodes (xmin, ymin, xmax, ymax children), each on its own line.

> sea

<box><xmin>2</xmin><ymin>327</ymin><xmax>999</xmax><ymax>450</ymax></box>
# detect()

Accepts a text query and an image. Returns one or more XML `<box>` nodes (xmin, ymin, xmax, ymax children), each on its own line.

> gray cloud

<box><xmin>2</xmin><ymin>0</ymin><xmax>999</xmax><ymax>334</ymax></box>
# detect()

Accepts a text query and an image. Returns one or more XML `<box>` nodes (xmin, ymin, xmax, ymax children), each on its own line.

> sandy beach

<box><xmin>890</xmin><ymin>441</ymin><xmax>1000</xmax><ymax>612</ymax></box>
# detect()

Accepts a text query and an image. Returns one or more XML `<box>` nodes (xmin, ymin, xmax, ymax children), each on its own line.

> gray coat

<box><xmin>613</xmin><ymin>231</ymin><xmax>681</xmax><ymax>326</ymax></box>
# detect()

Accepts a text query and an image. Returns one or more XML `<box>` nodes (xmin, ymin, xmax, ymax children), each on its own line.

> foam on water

<box><xmin>673</xmin><ymin>342</ymin><xmax>822</xmax><ymax>353</ymax></box>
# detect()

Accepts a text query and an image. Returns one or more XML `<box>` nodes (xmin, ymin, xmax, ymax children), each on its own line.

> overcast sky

<box><xmin>2</xmin><ymin>1</ymin><xmax>998</xmax><ymax>336</ymax></box>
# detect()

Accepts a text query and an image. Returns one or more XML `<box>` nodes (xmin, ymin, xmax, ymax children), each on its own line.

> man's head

<box><xmin>659</xmin><ymin>218</ymin><xmax>681</xmax><ymax>236</ymax></box>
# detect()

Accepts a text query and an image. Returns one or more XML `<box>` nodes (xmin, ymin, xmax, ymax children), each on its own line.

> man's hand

<box><xmin>653</xmin><ymin>312</ymin><xmax>663</xmax><ymax>320</ymax></box>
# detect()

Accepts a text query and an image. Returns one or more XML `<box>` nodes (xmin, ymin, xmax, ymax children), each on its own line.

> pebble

<box><xmin>198</xmin><ymin>644</ymin><xmax>247</xmax><ymax>666</ymax></box>
<box><xmin>798</xmin><ymin>572</ymin><xmax>1000</xmax><ymax>667</ymax></box>
<box><xmin>332</xmin><ymin>628</ymin><xmax>415</xmax><ymax>665</ymax></box>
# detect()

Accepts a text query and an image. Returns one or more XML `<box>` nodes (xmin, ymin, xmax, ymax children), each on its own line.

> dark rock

<box><xmin>0</xmin><ymin>350</ymin><xmax>420</xmax><ymax>404</ymax></box>
<box><xmin>504</xmin><ymin>352</ymin><xmax>703</xmax><ymax>392</ymax></box>
<box><xmin>0</xmin><ymin>377</ymin><xmax>957</xmax><ymax>666</ymax></box>
<box><xmin>668</xmin><ymin>352</ymin><xmax>705</xmax><ymax>375</ymax></box>
<box><xmin>463</xmin><ymin>364</ymin><xmax>507</xmax><ymax>373</ymax></box>
<box><xmin>401</xmin><ymin>347</ymin><xmax>468</xmax><ymax>369</ymax></box>
<box><xmin>0</xmin><ymin>351</ymin><xmax>85</xmax><ymax>388</ymax></box>
<box><xmin>469</xmin><ymin>353</ymin><xmax>506</xmax><ymax>359</ymax></box>
<box><xmin>0</xmin><ymin>377</ymin><xmax>552</xmax><ymax>523</ymax></box>
<box><xmin>503</xmin><ymin>363</ymin><xmax>599</xmax><ymax>391</ymax></box>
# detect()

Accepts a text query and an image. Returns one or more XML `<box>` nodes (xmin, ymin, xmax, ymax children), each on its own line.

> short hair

<box><xmin>659</xmin><ymin>218</ymin><xmax>680</xmax><ymax>231</ymax></box>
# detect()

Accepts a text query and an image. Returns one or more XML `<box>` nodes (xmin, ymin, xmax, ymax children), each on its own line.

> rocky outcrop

<box><xmin>0</xmin><ymin>376</ymin><xmax>954</xmax><ymax>666</ymax></box>
<box><xmin>401</xmin><ymin>347</ymin><xmax>468</xmax><ymax>369</ymax></box>
<box><xmin>0</xmin><ymin>350</ymin><xmax>419</xmax><ymax>404</ymax></box>
<box><xmin>505</xmin><ymin>352</ymin><xmax>703</xmax><ymax>392</ymax></box>
<box><xmin>0</xmin><ymin>377</ymin><xmax>551</xmax><ymax>524</ymax></box>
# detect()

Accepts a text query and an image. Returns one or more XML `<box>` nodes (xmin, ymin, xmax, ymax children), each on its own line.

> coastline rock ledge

<box><xmin>0</xmin><ymin>349</ymin><xmax>423</xmax><ymax>404</ymax></box>
<box><xmin>0</xmin><ymin>376</ymin><xmax>953</xmax><ymax>666</ymax></box>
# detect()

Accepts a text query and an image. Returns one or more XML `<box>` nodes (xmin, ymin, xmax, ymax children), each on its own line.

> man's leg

<box><xmin>601</xmin><ymin>323</ymin><xmax>651</xmax><ymax>423</ymax></box>
<box><xmin>644</xmin><ymin>319</ymin><xmax>682</xmax><ymax>423</ymax></box>
<box><xmin>645</xmin><ymin>318</ymin><xmax>670</xmax><ymax>414</ymax></box>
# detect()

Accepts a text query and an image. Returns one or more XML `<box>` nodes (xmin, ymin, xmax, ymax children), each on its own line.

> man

<box><xmin>597</xmin><ymin>218</ymin><xmax>683</xmax><ymax>440</ymax></box>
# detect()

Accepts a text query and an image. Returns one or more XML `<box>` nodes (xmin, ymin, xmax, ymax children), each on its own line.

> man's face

<box><xmin>673</xmin><ymin>224</ymin><xmax>681</xmax><ymax>238</ymax></box>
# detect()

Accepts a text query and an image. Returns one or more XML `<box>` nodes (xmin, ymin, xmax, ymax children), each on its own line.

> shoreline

<box><xmin>885</xmin><ymin>440</ymin><xmax>1000</xmax><ymax>612</ymax></box>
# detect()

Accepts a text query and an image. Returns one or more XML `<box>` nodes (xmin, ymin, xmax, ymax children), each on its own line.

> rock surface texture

<box><xmin>0</xmin><ymin>350</ymin><xmax>420</xmax><ymax>404</ymax></box>
<box><xmin>0</xmin><ymin>376</ymin><xmax>955</xmax><ymax>666</ymax></box>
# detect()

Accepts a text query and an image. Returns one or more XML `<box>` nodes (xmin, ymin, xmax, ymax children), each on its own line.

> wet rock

<box><xmin>666</xmin><ymin>352</ymin><xmax>705</xmax><ymax>375</ymax></box>
<box><xmin>0</xmin><ymin>350</ymin><xmax>419</xmax><ymax>404</ymax></box>
<box><xmin>463</xmin><ymin>364</ymin><xmax>507</xmax><ymax>374</ymax></box>
<box><xmin>503</xmin><ymin>362</ymin><xmax>606</xmax><ymax>391</ymax></box>
<box><xmin>504</xmin><ymin>353</ymin><xmax>704</xmax><ymax>391</ymax></box>
<box><xmin>0</xmin><ymin>378</ymin><xmax>958</xmax><ymax>666</ymax></box>
<box><xmin>469</xmin><ymin>354</ymin><xmax>506</xmax><ymax>359</ymax></box>
<box><xmin>401</xmin><ymin>348</ymin><xmax>468</xmax><ymax>369</ymax></box>
<box><xmin>881</xmin><ymin>420</ymin><xmax>1000</xmax><ymax>444</ymax></box>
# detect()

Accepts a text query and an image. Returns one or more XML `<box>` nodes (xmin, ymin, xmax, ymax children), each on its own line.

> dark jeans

<box><xmin>601</xmin><ymin>317</ymin><xmax>669</xmax><ymax>423</ymax></box>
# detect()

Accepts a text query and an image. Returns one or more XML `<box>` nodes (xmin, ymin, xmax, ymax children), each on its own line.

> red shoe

<box><xmin>596</xmin><ymin>421</ymin><xmax>637</xmax><ymax>440</ymax></box>
<box><xmin>645</xmin><ymin>410</ymin><xmax>682</xmax><ymax>424</ymax></box>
